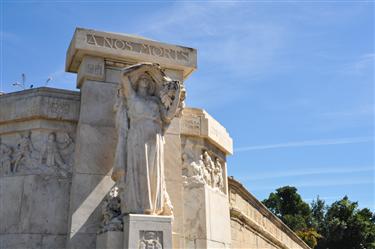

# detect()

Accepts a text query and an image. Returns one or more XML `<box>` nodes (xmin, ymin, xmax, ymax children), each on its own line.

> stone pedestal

<box><xmin>96</xmin><ymin>231</ymin><xmax>123</xmax><ymax>249</ymax></box>
<box><xmin>123</xmin><ymin>214</ymin><xmax>173</xmax><ymax>249</ymax></box>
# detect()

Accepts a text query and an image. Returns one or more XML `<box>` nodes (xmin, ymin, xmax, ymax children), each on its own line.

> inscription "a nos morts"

<box><xmin>86</xmin><ymin>34</ymin><xmax>189</xmax><ymax>62</ymax></box>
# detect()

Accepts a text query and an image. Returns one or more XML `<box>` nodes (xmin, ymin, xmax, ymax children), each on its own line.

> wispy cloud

<box><xmin>239</xmin><ymin>165</ymin><xmax>374</xmax><ymax>181</ymax></box>
<box><xmin>235</xmin><ymin>136</ymin><xmax>374</xmax><ymax>152</ymax></box>
<box><xmin>340</xmin><ymin>53</ymin><xmax>375</xmax><ymax>76</ymax></box>
<box><xmin>319</xmin><ymin>104</ymin><xmax>374</xmax><ymax>119</ymax></box>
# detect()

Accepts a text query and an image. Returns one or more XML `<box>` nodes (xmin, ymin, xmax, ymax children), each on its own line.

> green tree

<box><xmin>262</xmin><ymin>186</ymin><xmax>312</xmax><ymax>231</ymax></box>
<box><xmin>316</xmin><ymin>196</ymin><xmax>375</xmax><ymax>249</ymax></box>
<box><xmin>296</xmin><ymin>228</ymin><xmax>322</xmax><ymax>248</ymax></box>
<box><xmin>262</xmin><ymin>186</ymin><xmax>321</xmax><ymax>247</ymax></box>
<box><xmin>311</xmin><ymin>196</ymin><xmax>326</xmax><ymax>230</ymax></box>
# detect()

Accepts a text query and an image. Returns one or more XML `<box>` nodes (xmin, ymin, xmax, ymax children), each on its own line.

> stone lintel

<box><xmin>66</xmin><ymin>28</ymin><xmax>197</xmax><ymax>81</ymax></box>
<box><xmin>180</xmin><ymin>108</ymin><xmax>233</xmax><ymax>155</ymax></box>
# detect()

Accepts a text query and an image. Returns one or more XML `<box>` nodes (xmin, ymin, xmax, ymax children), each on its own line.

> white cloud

<box><xmin>239</xmin><ymin>165</ymin><xmax>374</xmax><ymax>181</ymax></box>
<box><xmin>235</xmin><ymin>136</ymin><xmax>374</xmax><ymax>152</ymax></box>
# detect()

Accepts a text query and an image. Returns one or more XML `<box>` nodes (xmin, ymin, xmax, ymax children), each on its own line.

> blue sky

<box><xmin>1</xmin><ymin>1</ymin><xmax>374</xmax><ymax>210</ymax></box>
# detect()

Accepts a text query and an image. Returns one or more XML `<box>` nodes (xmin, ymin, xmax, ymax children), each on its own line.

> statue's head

<box><xmin>136</xmin><ymin>73</ymin><xmax>155</xmax><ymax>97</ymax></box>
<box><xmin>48</xmin><ymin>132</ymin><xmax>56</xmax><ymax>142</ymax></box>
<box><xmin>203</xmin><ymin>150</ymin><xmax>209</xmax><ymax>158</ymax></box>
<box><xmin>144</xmin><ymin>231</ymin><xmax>157</xmax><ymax>240</ymax></box>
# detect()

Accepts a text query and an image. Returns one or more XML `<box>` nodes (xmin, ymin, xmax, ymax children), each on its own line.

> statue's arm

<box><xmin>120</xmin><ymin>74</ymin><xmax>135</xmax><ymax>99</ymax></box>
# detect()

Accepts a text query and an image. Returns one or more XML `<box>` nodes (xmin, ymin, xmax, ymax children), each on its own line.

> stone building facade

<box><xmin>0</xmin><ymin>28</ymin><xmax>310</xmax><ymax>249</ymax></box>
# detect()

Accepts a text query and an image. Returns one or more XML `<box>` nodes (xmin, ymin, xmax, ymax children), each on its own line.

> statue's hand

<box><xmin>111</xmin><ymin>169</ymin><xmax>125</xmax><ymax>182</ymax></box>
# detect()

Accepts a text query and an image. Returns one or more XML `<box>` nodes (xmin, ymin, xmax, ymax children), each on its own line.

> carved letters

<box><xmin>86</xmin><ymin>63</ymin><xmax>103</xmax><ymax>76</ymax></box>
<box><xmin>86</xmin><ymin>34</ymin><xmax>189</xmax><ymax>63</ymax></box>
<box><xmin>0</xmin><ymin>131</ymin><xmax>75</xmax><ymax>177</ymax></box>
<box><xmin>48</xmin><ymin>100</ymin><xmax>70</xmax><ymax>116</ymax></box>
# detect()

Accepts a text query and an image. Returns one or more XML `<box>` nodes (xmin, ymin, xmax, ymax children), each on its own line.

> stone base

<box><xmin>123</xmin><ymin>214</ymin><xmax>173</xmax><ymax>249</ymax></box>
<box><xmin>96</xmin><ymin>231</ymin><xmax>123</xmax><ymax>249</ymax></box>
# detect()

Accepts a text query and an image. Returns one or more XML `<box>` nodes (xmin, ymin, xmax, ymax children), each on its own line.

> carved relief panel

<box><xmin>139</xmin><ymin>231</ymin><xmax>163</xmax><ymax>249</ymax></box>
<box><xmin>0</xmin><ymin>130</ymin><xmax>75</xmax><ymax>177</ymax></box>
<box><xmin>181</xmin><ymin>137</ymin><xmax>227</xmax><ymax>194</ymax></box>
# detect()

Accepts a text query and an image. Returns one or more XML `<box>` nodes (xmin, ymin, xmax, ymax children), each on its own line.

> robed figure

<box><xmin>112</xmin><ymin>63</ymin><xmax>184</xmax><ymax>216</ymax></box>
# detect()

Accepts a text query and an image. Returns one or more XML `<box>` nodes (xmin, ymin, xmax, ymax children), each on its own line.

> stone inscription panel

<box><xmin>86</xmin><ymin>34</ymin><xmax>189</xmax><ymax>63</ymax></box>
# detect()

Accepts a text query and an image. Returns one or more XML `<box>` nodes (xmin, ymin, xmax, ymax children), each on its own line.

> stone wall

<box><xmin>228</xmin><ymin>178</ymin><xmax>310</xmax><ymax>249</ymax></box>
<box><xmin>0</xmin><ymin>88</ymin><xmax>80</xmax><ymax>248</ymax></box>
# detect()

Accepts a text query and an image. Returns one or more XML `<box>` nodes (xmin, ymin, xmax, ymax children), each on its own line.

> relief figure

<box><xmin>40</xmin><ymin>132</ymin><xmax>73</xmax><ymax>177</ymax></box>
<box><xmin>13</xmin><ymin>131</ymin><xmax>34</xmax><ymax>173</ymax></box>
<box><xmin>0</xmin><ymin>138</ymin><xmax>12</xmax><ymax>175</ymax></box>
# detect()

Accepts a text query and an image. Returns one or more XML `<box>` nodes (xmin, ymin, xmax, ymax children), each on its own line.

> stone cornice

<box><xmin>0</xmin><ymin>87</ymin><xmax>80</xmax><ymax>125</ymax></box>
<box><xmin>180</xmin><ymin>108</ymin><xmax>233</xmax><ymax>155</ymax></box>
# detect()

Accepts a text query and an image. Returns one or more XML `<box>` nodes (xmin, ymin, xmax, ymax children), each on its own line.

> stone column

<box><xmin>180</xmin><ymin>108</ymin><xmax>233</xmax><ymax>249</ymax></box>
<box><xmin>64</xmin><ymin>28</ymin><xmax>197</xmax><ymax>249</ymax></box>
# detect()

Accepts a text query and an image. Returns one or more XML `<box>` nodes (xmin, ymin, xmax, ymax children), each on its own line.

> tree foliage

<box><xmin>263</xmin><ymin>187</ymin><xmax>375</xmax><ymax>249</ymax></box>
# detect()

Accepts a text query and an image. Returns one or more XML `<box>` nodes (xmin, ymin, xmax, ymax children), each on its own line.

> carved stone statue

<box><xmin>112</xmin><ymin>63</ymin><xmax>184</xmax><ymax>216</ymax></box>
<box><xmin>98</xmin><ymin>187</ymin><xmax>123</xmax><ymax>234</ymax></box>
<box><xmin>0</xmin><ymin>138</ymin><xmax>12</xmax><ymax>175</ymax></box>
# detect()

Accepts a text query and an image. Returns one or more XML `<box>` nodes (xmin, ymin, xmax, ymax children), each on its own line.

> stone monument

<box><xmin>0</xmin><ymin>27</ymin><xmax>311</xmax><ymax>249</ymax></box>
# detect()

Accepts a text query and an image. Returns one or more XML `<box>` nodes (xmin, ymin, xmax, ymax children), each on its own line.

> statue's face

<box><xmin>145</xmin><ymin>232</ymin><xmax>156</xmax><ymax>240</ymax></box>
<box><xmin>138</xmin><ymin>78</ymin><xmax>150</xmax><ymax>96</ymax></box>
<box><xmin>203</xmin><ymin>151</ymin><xmax>209</xmax><ymax>158</ymax></box>
<box><xmin>48</xmin><ymin>134</ymin><xmax>55</xmax><ymax>142</ymax></box>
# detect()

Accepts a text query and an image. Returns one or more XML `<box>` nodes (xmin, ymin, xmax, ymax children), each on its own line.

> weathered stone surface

<box><xmin>183</xmin><ymin>185</ymin><xmax>231</xmax><ymax>248</ymax></box>
<box><xmin>0</xmin><ymin>176</ymin><xmax>23</xmax><ymax>233</ymax></box>
<box><xmin>79</xmin><ymin>80</ymin><xmax>117</xmax><ymax>127</ymax></box>
<box><xmin>96</xmin><ymin>231</ymin><xmax>123</xmax><ymax>249</ymax></box>
<box><xmin>164</xmin><ymin>133</ymin><xmax>184</xmax><ymax>239</ymax></box>
<box><xmin>66</xmin><ymin>28</ymin><xmax>197</xmax><ymax>81</ymax></box>
<box><xmin>74</xmin><ymin>124</ymin><xmax>116</xmax><ymax>175</ymax></box>
<box><xmin>68</xmin><ymin>174</ymin><xmax>114</xmax><ymax>236</ymax></box>
<box><xmin>41</xmin><ymin>235</ymin><xmax>67</xmax><ymax>249</ymax></box>
<box><xmin>0</xmin><ymin>234</ymin><xmax>42</xmax><ymax>249</ymax></box>
<box><xmin>20</xmin><ymin>175</ymin><xmax>71</xmax><ymax>234</ymax></box>
<box><xmin>67</xmin><ymin>233</ymin><xmax>97</xmax><ymax>249</ymax></box>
